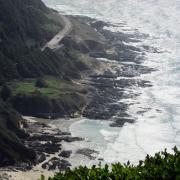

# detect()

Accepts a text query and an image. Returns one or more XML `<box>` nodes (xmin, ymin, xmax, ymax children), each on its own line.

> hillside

<box><xmin>0</xmin><ymin>0</ymin><xmax>93</xmax><ymax>116</ymax></box>
<box><xmin>0</xmin><ymin>0</ymin><xmax>91</xmax><ymax>166</ymax></box>
<box><xmin>0</xmin><ymin>102</ymin><xmax>36</xmax><ymax>166</ymax></box>
<box><xmin>0</xmin><ymin>0</ymin><xmax>112</xmax><ymax>168</ymax></box>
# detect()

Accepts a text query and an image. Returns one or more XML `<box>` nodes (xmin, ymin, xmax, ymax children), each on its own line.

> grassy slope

<box><xmin>9</xmin><ymin>76</ymin><xmax>86</xmax><ymax>98</ymax></box>
<box><xmin>5</xmin><ymin>76</ymin><xmax>86</xmax><ymax>118</ymax></box>
<box><xmin>69</xmin><ymin>17</ymin><xmax>105</xmax><ymax>42</ymax></box>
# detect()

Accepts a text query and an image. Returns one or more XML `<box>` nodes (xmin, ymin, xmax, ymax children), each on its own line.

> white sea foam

<box><xmin>100</xmin><ymin>129</ymin><xmax>119</xmax><ymax>141</ymax></box>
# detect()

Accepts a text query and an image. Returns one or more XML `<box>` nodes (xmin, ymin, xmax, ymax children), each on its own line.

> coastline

<box><xmin>0</xmin><ymin>116</ymin><xmax>82</xmax><ymax>180</ymax></box>
<box><xmin>0</xmin><ymin>12</ymin><xmax>155</xmax><ymax>179</ymax></box>
<box><xmin>0</xmin><ymin>116</ymin><xmax>106</xmax><ymax>180</ymax></box>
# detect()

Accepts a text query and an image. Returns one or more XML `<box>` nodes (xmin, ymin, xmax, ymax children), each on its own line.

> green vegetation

<box><xmin>0</xmin><ymin>0</ymin><xmax>64</xmax><ymax>84</ymax></box>
<box><xmin>70</xmin><ymin>17</ymin><xmax>105</xmax><ymax>43</ymax></box>
<box><xmin>0</xmin><ymin>0</ymin><xmax>89</xmax><ymax>166</ymax></box>
<box><xmin>44</xmin><ymin>147</ymin><xmax>180</xmax><ymax>180</ymax></box>
<box><xmin>0</xmin><ymin>85</ymin><xmax>12</xmax><ymax>101</ymax></box>
<box><xmin>5</xmin><ymin>76</ymin><xmax>86</xmax><ymax>118</ymax></box>
<box><xmin>0</xmin><ymin>102</ymin><xmax>36</xmax><ymax>166</ymax></box>
<box><xmin>8</xmin><ymin>76</ymin><xmax>85</xmax><ymax>98</ymax></box>
<box><xmin>0</xmin><ymin>0</ymin><xmax>90</xmax><ymax>119</ymax></box>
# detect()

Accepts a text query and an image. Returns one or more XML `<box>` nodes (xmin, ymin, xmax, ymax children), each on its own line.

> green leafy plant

<box><xmin>46</xmin><ymin>147</ymin><xmax>180</xmax><ymax>180</ymax></box>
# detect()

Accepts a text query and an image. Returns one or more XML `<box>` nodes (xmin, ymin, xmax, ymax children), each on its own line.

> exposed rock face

<box><xmin>71</xmin><ymin>16</ymin><xmax>155</xmax><ymax>127</ymax></box>
<box><xmin>59</xmin><ymin>150</ymin><xmax>72</xmax><ymax>158</ymax></box>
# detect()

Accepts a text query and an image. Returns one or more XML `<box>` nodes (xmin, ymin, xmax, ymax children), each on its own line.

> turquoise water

<box><xmin>43</xmin><ymin>0</ymin><xmax>180</xmax><ymax>164</ymax></box>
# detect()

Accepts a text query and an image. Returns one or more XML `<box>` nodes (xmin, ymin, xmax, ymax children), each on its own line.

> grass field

<box><xmin>8</xmin><ymin>76</ymin><xmax>86</xmax><ymax>98</ymax></box>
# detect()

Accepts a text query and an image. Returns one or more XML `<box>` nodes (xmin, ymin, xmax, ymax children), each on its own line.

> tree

<box><xmin>35</xmin><ymin>78</ymin><xmax>48</xmax><ymax>88</ymax></box>
<box><xmin>0</xmin><ymin>85</ymin><xmax>12</xmax><ymax>101</ymax></box>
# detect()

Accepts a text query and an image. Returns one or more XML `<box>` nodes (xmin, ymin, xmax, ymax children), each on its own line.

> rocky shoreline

<box><xmin>0</xmin><ymin>14</ymin><xmax>155</xmax><ymax>179</ymax></box>
<box><xmin>0</xmin><ymin>116</ymin><xmax>98</xmax><ymax>180</ymax></box>
<box><xmin>75</xmin><ymin>15</ymin><xmax>155</xmax><ymax>126</ymax></box>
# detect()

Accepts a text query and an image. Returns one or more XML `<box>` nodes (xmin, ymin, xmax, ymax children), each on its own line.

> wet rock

<box><xmin>98</xmin><ymin>158</ymin><xmax>104</xmax><ymax>161</ymax></box>
<box><xmin>36</xmin><ymin>152</ymin><xmax>46</xmax><ymax>164</ymax></box>
<box><xmin>60</xmin><ymin>136</ymin><xmax>84</xmax><ymax>142</ymax></box>
<box><xmin>110</xmin><ymin>118</ymin><xmax>135</xmax><ymax>127</ymax></box>
<box><xmin>76</xmin><ymin>148</ymin><xmax>99</xmax><ymax>160</ymax></box>
<box><xmin>14</xmin><ymin>162</ymin><xmax>33</xmax><ymax>171</ymax></box>
<box><xmin>42</xmin><ymin>158</ymin><xmax>71</xmax><ymax>171</ymax></box>
<box><xmin>29</xmin><ymin>141</ymin><xmax>61</xmax><ymax>154</ymax></box>
<box><xmin>59</xmin><ymin>150</ymin><xmax>72</xmax><ymax>158</ymax></box>
<box><xmin>28</xmin><ymin>134</ymin><xmax>61</xmax><ymax>143</ymax></box>
<box><xmin>56</xmin><ymin>131</ymin><xmax>71</xmax><ymax>136</ymax></box>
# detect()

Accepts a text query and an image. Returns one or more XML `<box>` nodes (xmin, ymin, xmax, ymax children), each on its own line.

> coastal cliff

<box><xmin>0</xmin><ymin>0</ymin><xmax>107</xmax><ymax>166</ymax></box>
<box><xmin>0</xmin><ymin>0</ymin><xmax>153</xmax><ymax>170</ymax></box>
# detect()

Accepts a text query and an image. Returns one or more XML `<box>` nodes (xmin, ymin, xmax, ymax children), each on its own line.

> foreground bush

<box><xmin>44</xmin><ymin>147</ymin><xmax>180</xmax><ymax>180</ymax></box>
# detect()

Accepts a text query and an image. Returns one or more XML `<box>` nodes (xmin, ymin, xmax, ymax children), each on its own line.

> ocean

<box><xmin>43</xmin><ymin>0</ymin><xmax>180</xmax><ymax>165</ymax></box>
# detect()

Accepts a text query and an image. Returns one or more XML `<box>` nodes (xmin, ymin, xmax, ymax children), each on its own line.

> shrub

<box><xmin>35</xmin><ymin>78</ymin><xmax>48</xmax><ymax>88</ymax></box>
<box><xmin>46</xmin><ymin>147</ymin><xmax>180</xmax><ymax>180</ymax></box>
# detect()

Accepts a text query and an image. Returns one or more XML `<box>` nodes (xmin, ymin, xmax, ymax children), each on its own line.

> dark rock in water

<box><xmin>83</xmin><ymin>71</ymin><xmax>152</xmax><ymax>122</ymax></box>
<box><xmin>110</xmin><ymin>118</ymin><xmax>135</xmax><ymax>127</ymax></box>
<box><xmin>116</xmin><ymin>64</ymin><xmax>155</xmax><ymax>77</ymax></box>
<box><xmin>29</xmin><ymin>141</ymin><xmax>61</xmax><ymax>154</ymax></box>
<box><xmin>42</xmin><ymin>157</ymin><xmax>71</xmax><ymax>171</ymax></box>
<box><xmin>91</xmin><ymin>20</ymin><xmax>111</xmax><ymax>30</ymax></box>
<box><xmin>55</xmin><ymin>131</ymin><xmax>71</xmax><ymax>136</ymax></box>
<box><xmin>59</xmin><ymin>150</ymin><xmax>72</xmax><ymax>158</ymax></box>
<box><xmin>36</xmin><ymin>152</ymin><xmax>46</xmax><ymax>164</ymax></box>
<box><xmin>98</xmin><ymin>158</ymin><xmax>104</xmax><ymax>161</ymax></box>
<box><xmin>76</xmin><ymin>148</ymin><xmax>99</xmax><ymax>160</ymax></box>
<box><xmin>61</xmin><ymin>136</ymin><xmax>84</xmax><ymax>142</ymax></box>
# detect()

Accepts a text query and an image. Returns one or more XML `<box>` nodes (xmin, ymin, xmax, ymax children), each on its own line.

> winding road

<box><xmin>41</xmin><ymin>15</ymin><xmax>72</xmax><ymax>51</ymax></box>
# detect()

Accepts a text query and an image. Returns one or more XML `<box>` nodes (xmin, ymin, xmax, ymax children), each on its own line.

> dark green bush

<box><xmin>35</xmin><ymin>78</ymin><xmax>48</xmax><ymax>88</ymax></box>
<box><xmin>46</xmin><ymin>147</ymin><xmax>180</xmax><ymax>180</ymax></box>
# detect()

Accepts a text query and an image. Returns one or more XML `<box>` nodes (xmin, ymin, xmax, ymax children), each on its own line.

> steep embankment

<box><xmin>0</xmin><ymin>0</ymin><xmax>91</xmax><ymax>166</ymax></box>
<box><xmin>0</xmin><ymin>0</ymin><xmax>110</xmax><ymax>167</ymax></box>
<box><xmin>0</xmin><ymin>0</ymin><xmax>78</xmax><ymax>83</ymax></box>
<box><xmin>0</xmin><ymin>101</ymin><xmax>36</xmax><ymax>166</ymax></box>
<box><xmin>42</xmin><ymin>15</ymin><xmax>73</xmax><ymax>51</ymax></box>
<box><xmin>0</xmin><ymin>0</ymin><xmax>91</xmax><ymax>118</ymax></box>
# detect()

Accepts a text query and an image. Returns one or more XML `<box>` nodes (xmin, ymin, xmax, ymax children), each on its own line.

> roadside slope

<box><xmin>42</xmin><ymin>15</ymin><xmax>72</xmax><ymax>51</ymax></box>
